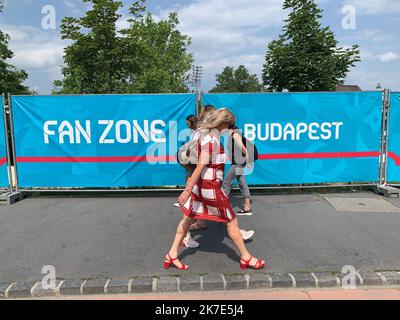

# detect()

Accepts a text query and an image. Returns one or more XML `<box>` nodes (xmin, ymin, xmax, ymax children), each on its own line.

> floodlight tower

<box><xmin>191</xmin><ymin>65</ymin><xmax>203</xmax><ymax>111</ymax></box>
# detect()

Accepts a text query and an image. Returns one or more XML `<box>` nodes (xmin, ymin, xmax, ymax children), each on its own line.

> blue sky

<box><xmin>0</xmin><ymin>0</ymin><xmax>399</xmax><ymax>94</ymax></box>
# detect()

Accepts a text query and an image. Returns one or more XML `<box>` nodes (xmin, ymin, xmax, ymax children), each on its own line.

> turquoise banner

<box><xmin>203</xmin><ymin>92</ymin><xmax>382</xmax><ymax>185</ymax></box>
<box><xmin>388</xmin><ymin>92</ymin><xmax>400</xmax><ymax>183</ymax></box>
<box><xmin>12</xmin><ymin>94</ymin><xmax>195</xmax><ymax>188</ymax></box>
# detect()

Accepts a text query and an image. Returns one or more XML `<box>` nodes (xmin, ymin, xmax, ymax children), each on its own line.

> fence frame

<box><xmin>378</xmin><ymin>89</ymin><xmax>391</xmax><ymax>186</ymax></box>
<box><xmin>1</xmin><ymin>93</ymin><xmax>13</xmax><ymax>193</ymax></box>
<box><xmin>2</xmin><ymin>89</ymin><xmax>398</xmax><ymax>194</ymax></box>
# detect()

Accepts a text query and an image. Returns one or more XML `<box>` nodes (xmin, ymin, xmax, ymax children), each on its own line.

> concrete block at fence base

<box><xmin>358</xmin><ymin>271</ymin><xmax>383</xmax><ymax>286</ymax></box>
<box><xmin>82</xmin><ymin>279</ymin><xmax>108</xmax><ymax>295</ymax></box>
<box><xmin>31</xmin><ymin>281</ymin><xmax>61</xmax><ymax>297</ymax></box>
<box><xmin>131</xmin><ymin>277</ymin><xmax>153</xmax><ymax>293</ymax></box>
<box><xmin>60</xmin><ymin>279</ymin><xmax>84</xmax><ymax>296</ymax></box>
<box><xmin>270</xmin><ymin>273</ymin><xmax>294</xmax><ymax>288</ymax></box>
<box><xmin>225</xmin><ymin>275</ymin><xmax>247</xmax><ymax>290</ymax></box>
<box><xmin>106</xmin><ymin>279</ymin><xmax>129</xmax><ymax>294</ymax></box>
<box><xmin>381</xmin><ymin>271</ymin><xmax>400</xmax><ymax>285</ymax></box>
<box><xmin>157</xmin><ymin>276</ymin><xmax>179</xmax><ymax>292</ymax></box>
<box><xmin>292</xmin><ymin>273</ymin><xmax>317</xmax><ymax>288</ymax></box>
<box><xmin>202</xmin><ymin>274</ymin><xmax>225</xmax><ymax>291</ymax></box>
<box><xmin>335</xmin><ymin>272</ymin><xmax>362</xmax><ymax>288</ymax></box>
<box><xmin>7</xmin><ymin>282</ymin><xmax>36</xmax><ymax>298</ymax></box>
<box><xmin>248</xmin><ymin>273</ymin><xmax>270</xmax><ymax>289</ymax></box>
<box><xmin>313</xmin><ymin>273</ymin><xmax>338</xmax><ymax>288</ymax></box>
<box><xmin>0</xmin><ymin>282</ymin><xmax>14</xmax><ymax>298</ymax></box>
<box><xmin>179</xmin><ymin>275</ymin><xmax>201</xmax><ymax>292</ymax></box>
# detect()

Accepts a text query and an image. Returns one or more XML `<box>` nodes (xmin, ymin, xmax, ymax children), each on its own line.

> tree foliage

<box><xmin>210</xmin><ymin>65</ymin><xmax>263</xmax><ymax>93</ymax></box>
<box><xmin>54</xmin><ymin>0</ymin><xmax>193</xmax><ymax>94</ymax></box>
<box><xmin>0</xmin><ymin>1</ymin><xmax>30</xmax><ymax>94</ymax></box>
<box><xmin>263</xmin><ymin>0</ymin><xmax>361</xmax><ymax>92</ymax></box>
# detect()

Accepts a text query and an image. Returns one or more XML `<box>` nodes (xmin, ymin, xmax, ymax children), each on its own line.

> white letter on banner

<box><xmin>75</xmin><ymin>121</ymin><xmax>91</xmax><ymax>144</ymax></box>
<box><xmin>116</xmin><ymin>120</ymin><xmax>132</xmax><ymax>144</ymax></box>
<box><xmin>244</xmin><ymin>124</ymin><xmax>256</xmax><ymax>141</ymax></box>
<box><xmin>133</xmin><ymin>120</ymin><xmax>150</xmax><ymax>143</ymax></box>
<box><xmin>332</xmin><ymin>122</ymin><xmax>344</xmax><ymax>139</ymax></box>
<box><xmin>59</xmin><ymin>121</ymin><xmax>74</xmax><ymax>144</ymax></box>
<box><xmin>320</xmin><ymin>122</ymin><xmax>333</xmax><ymax>140</ymax></box>
<box><xmin>308</xmin><ymin>123</ymin><xmax>320</xmax><ymax>140</ymax></box>
<box><xmin>270</xmin><ymin>123</ymin><xmax>283</xmax><ymax>141</ymax></box>
<box><xmin>283</xmin><ymin>123</ymin><xmax>296</xmax><ymax>141</ymax></box>
<box><xmin>296</xmin><ymin>123</ymin><xmax>308</xmax><ymax>140</ymax></box>
<box><xmin>99</xmin><ymin>120</ymin><xmax>115</xmax><ymax>144</ymax></box>
<box><xmin>44</xmin><ymin>121</ymin><xmax>57</xmax><ymax>144</ymax></box>
<box><xmin>151</xmin><ymin>120</ymin><xmax>166</xmax><ymax>143</ymax></box>
<box><xmin>257</xmin><ymin>124</ymin><xmax>269</xmax><ymax>141</ymax></box>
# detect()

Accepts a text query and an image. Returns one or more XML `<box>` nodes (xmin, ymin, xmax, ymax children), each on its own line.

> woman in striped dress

<box><xmin>164</xmin><ymin>109</ymin><xmax>266</xmax><ymax>270</ymax></box>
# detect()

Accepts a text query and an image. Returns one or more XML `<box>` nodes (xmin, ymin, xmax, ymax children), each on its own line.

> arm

<box><xmin>178</xmin><ymin>145</ymin><xmax>210</xmax><ymax>206</ymax></box>
<box><xmin>232</xmin><ymin>132</ymin><xmax>251</xmax><ymax>167</ymax></box>
<box><xmin>233</xmin><ymin>132</ymin><xmax>247</xmax><ymax>155</ymax></box>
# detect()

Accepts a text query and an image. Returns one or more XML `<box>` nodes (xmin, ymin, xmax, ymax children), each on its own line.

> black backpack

<box><xmin>242</xmin><ymin>136</ymin><xmax>259</xmax><ymax>162</ymax></box>
<box><xmin>229</xmin><ymin>131</ymin><xmax>259</xmax><ymax>164</ymax></box>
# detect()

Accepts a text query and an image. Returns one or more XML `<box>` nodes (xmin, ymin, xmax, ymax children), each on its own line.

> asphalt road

<box><xmin>0</xmin><ymin>191</ymin><xmax>400</xmax><ymax>282</ymax></box>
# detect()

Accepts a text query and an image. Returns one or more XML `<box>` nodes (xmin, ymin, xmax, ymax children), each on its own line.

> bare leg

<box><xmin>227</xmin><ymin>218</ymin><xmax>264</xmax><ymax>267</ymax></box>
<box><xmin>244</xmin><ymin>197</ymin><xmax>251</xmax><ymax>211</ymax></box>
<box><xmin>227</xmin><ymin>218</ymin><xmax>251</xmax><ymax>259</ymax></box>
<box><xmin>167</xmin><ymin>216</ymin><xmax>193</xmax><ymax>267</ymax></box>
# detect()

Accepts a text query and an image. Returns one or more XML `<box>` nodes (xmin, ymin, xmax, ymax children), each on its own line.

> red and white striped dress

<box><xmin>181</xmin><ymin>133</ymin><xmax>237</xmax><ymax>223</ymax></box>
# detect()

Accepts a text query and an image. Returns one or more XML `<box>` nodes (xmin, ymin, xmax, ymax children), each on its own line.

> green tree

<box><xmin>0</xmin><ymin>0</ymin><xmax>30</xmax><ymax>94</ymax></box>
<box><xmin>263</xmin><ymin>0</ymin><xmax>360</xmax><ymax>92</ymax></box>
<box><xmin>54</xmin><ymin>0</ymin><xmax>126</xmax><ymax>94</ymax></box>
<box><xmin>54</xmin><ymin>0</ymin><xmax>193</xmax><ymax>94</ymax></box>
<box><xmin>210</xmin><ymin>65</ymin><xmax>263</xmax><ymax>93</ymax></box>
<box><xmin>121</xmin><ymin>5</ymin><xmax>193</xmax><ymax>93</ymax></box>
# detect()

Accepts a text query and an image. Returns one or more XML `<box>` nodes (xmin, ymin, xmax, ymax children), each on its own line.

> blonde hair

<box><xmin>201</xmin><ymin>108</ymin><xmax>236</xmax><ymax>130</ymax></box>
<box><xmin>198</xmin><ymin>105</ymin><xmax>217</xmax><ymax>126</ymax></box>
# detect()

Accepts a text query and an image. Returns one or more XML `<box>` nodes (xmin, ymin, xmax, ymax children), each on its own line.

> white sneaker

<box><xmin>240</xmin><ymin>229</ymin><xmax>255</xmax><ymax>241</ymax></box>
<box><xmin>181</xmin><ymin>233</ymin><xmax>200</xmax><ymax>248</ymax></box>
<box><xmin>174</xmin><ymin>203</ymin><xmax>181</xmax><ymax>207</ymax></box>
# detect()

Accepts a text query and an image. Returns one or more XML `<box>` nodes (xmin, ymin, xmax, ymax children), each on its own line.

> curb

<box><xmin>1</xmin><ymin>271</ymin><xmax>400</xmax><ymax>299</ymax></box>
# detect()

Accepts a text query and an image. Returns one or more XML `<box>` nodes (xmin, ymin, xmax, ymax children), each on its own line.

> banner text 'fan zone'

<box><xmin>11</xmin><ymin>94</ymin><xmax>195</xmax><ymax>188</ymax></box>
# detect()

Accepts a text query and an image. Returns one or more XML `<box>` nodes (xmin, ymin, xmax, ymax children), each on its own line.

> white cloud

<box><xmin>344</xmin><ymin>0</ymin><xmax>400</xmax><ymax>15</ymax></box>
<box><xmin>1</xmin><ymin>23</ymin><xmax>65</xmax><ymax>70</ymax></box>
<box><xmin>157</xmin><ymin>0</ymin><xmax>286</xmax><ymax>90</ymax></box>
<box><xmin>378</xmin><ymin>51</ymin><xmax>399</xmax><ymax>63</ymax></box>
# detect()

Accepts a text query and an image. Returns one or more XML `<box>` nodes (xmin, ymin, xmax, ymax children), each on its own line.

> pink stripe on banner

<box><xmin>258</xmin><ymin>151</ymin><xmax>380</xmax><ymax>161</ymax></box>
<box><xmin>11</xmin><ymin>151</ymin><xmax>400</xmax><ymax>166</ymax></box>
<box><xmin>388</xmin><ymin>152</ymin><xmax>400</xmax><ymax>166</ymax></box>
<box><xmin>0</xmin><ymin>157</ymin><xmax>6</xmax><ymax>166</ymax></box>
<box><xmin>16</xmin><ymin>155</ymin><xmax>176</xmax><ymax>163</ymax></box>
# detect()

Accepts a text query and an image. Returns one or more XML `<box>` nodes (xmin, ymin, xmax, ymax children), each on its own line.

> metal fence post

<box><xmin>378</xmin><ymin>89</ymin><xmax>391</xmax><ymax>186</ymax></box>
<box><xmin>2</xmin><ymin>94</ymin><xmax>14</xmax><ymax>193</ymax></box>
<box><xmin>7</xmin><ymin>94</ymin><xmax>19</xmax><ymax>191</ymax></box>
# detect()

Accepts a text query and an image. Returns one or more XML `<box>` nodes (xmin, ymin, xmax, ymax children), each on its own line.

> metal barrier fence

<box><xmin>0</xmin><ymin>94</ymin><xmax>9</xmax><ymax>190</ymax></box>
<box><xmin>204</xmin><ymin>91</ymin><xmax>383</xmax><ymax>185</ymax></box>
<box><xmin>0</xmin><ymin>90</ymin><xmax>399</xmax><ymax>200</ymax></box>
<box><xmin>387</xmin><ymin>92</ymin><xmax>400</xmax><ymax>184</ymax></box>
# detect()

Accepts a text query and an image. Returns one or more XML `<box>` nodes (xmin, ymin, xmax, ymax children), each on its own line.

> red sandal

<box><xmin>164</xmin><ymin>254</ymin><xmax>189</xmax><ymax>270</ymax></box>
<box><xmin>240</xmin><ymin>256</ymin><xmax>265</xmax><ymax>270</ymax></box>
